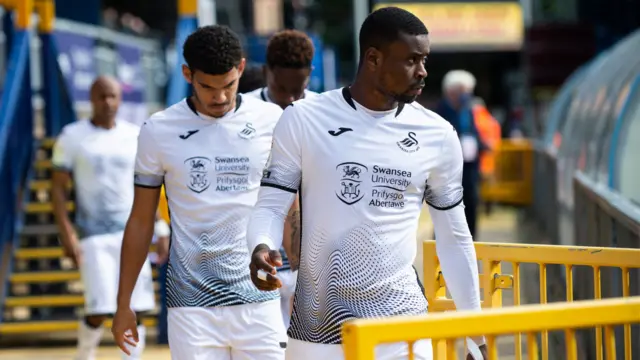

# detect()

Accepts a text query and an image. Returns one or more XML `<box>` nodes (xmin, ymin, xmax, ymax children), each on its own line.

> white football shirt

<box><xmin>244</xmin><ymin>86</ymin><xmax>317</xmax><ymax>272</ymax></box>
<box><xmin>247</xmin><ymin>88</ymin><xmax>481</xmax><ymax>344</ymax></box>
<box><xmin>244</xmin><ymin>86</ymin><xmax>318</xmax><ymax>105</ymax></box>
<box><xmin>134</xmin><ymin>95</ymin><xmax>283</xmax><ymax>308</ymax></box>
<box><xmin>52</xmin><ymin>119</ymin><xmax>140</xmax><ymax>239</ymax></box>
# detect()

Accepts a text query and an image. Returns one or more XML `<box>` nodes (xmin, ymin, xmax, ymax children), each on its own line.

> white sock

<box><xmin>121</xmin><ymin>325</ymin><xmax>146</xmax><ymax>360</ymax></box>
<box><xmin>76</xmin><ymin>320</ymin><xmax>104</xmax><ymax>360</ymax></box>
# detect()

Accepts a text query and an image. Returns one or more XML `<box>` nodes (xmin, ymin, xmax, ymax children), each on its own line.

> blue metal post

<box><xmin>157</xmin><ymin>0</ymin><xmax>198</xmax><ymax>343</ymax></box>
<box><xmin>0</xmin><ymin>29</ymin><xmax>32</xmax><ymax>324</ymax></box>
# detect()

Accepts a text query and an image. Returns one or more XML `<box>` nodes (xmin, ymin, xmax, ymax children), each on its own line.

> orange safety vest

<box><xmin>472</xmin><ymin>104</ymin><xmax>501</xmax><ymax>176</ymax></box>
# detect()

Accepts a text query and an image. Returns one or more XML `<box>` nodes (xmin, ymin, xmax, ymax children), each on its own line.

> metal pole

<box><xmin>352</xmin><ymin>0</ymin><xmax>368</xmax><ymax>68</ymax></box>
<box><xmin>198</xmin><ymin>0</ymin><xmax>217</xmax><ymax>26</ymax></box>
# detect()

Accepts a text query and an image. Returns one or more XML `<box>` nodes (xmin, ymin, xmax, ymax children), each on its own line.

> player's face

<box><xmin>265</xmin><ymin>66</ymin><xmax>311</xmax><ymax>109</ymax></box>
<box><xmin>90</xmin><ymin>81</ymin><xmax>121</xmax><ymax>120</ymax></box>
<box><xmin>378</xmin><ymin>33</ymin><xmax>430</xmax><ymax>104</ymax></box>
<box><xmin>182</xmin><ymin>59</ymin><xmax>246</xmax><ymax>117</ymax></box>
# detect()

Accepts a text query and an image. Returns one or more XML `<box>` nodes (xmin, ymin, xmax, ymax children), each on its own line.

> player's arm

<box><xmin>247</xmin><ymin>105</ymin><xmax>302</xmax><ymax>290</ymax></box>
<box><xmin>50</xmin><ymin>130</ymin><xmax>81</xmax><ymax>267</ymax></box>
<box><xmin>424</xmin><ymin>126</ymin><xmax>485</xmax><ymax>347</ymax></box>
<box><xmin>117</xmin><ymin>121</ymin><xmax>164</xmax><ymax>308</ymax></box>
<box><xmin>282</xmin><ymin>196</ymin><xmax>301</xmax><ymax>271</ymax></box>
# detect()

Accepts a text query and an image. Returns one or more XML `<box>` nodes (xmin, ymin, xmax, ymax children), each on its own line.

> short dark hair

<box><xmin>358</xmin><ymin>7</ymin><xmax>429</xmax><ymax>59</ymax></box>
<box><xmin>183</xmin><ymin>25</ymin><xmax>243</xmax><ymax>75</ymax></box>
<box><xmin>238</xmin><ymin>65</ymin><xmax>266</xmax><ymax>93</ymax></box>
<box><xmin>266</xmin><ymin>30</ymin><xmax>315</xmax><ymax>69</ymax></box>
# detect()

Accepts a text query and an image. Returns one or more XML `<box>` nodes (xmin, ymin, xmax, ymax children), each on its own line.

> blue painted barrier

<box><xmin>40</xmin><ymin>33</ymin><xmax>78</xmax><ymax>137</ymax></box>
<box><xmin>158</xmin><ymin>14</ymin><xmax>198</xmax><ymax>345</ymax></box>
<box><xmin>0</xmin><ymin>30</ymin><xmax>34</xmax><ymax>321</ymax></box>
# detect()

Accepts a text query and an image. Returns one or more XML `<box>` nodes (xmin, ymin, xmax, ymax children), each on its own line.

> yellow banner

<box><xmin>374</xmin><ymin>2</ymin><xmax>524</xmax><ymax>51</ymax></box>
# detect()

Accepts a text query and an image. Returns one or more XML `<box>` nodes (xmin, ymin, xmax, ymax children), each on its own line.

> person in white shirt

<box><xmin>245</xmin><ymin>29</ymin><xmax>319</xmax><ymax>108</ymax></box>
<box><xmin>111</xmin><ymin>25</ymin><xmax>294</xmax><ymax>360</ymax></box>
<box><xmin>51</xmin><ymin>76</ymin><xmax>159</xmax><ymax>360</ymax></box>
<box><xmin>246</xmin><ymin>7</ymin><xmax>488</xmax><ymax>360</ymax></box>
<box><xmin>244</xmin><ymin>29</ymin><xmax>318</xmax><ymax>331</ymax></box>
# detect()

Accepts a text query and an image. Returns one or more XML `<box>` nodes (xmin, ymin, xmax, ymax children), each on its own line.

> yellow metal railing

<box><xmin>423</xmin><ymin>240</ymin><xmax>640</xmax><ymax>360</ymax></box>
<box><xmin>342</xmin><ymin>296</ymin><xmax>640</xmax><ymax>360</ymax></box>
<box><xmin>481</xmin><ymin>140</ymin><xmax>533</xmax><ymax>206</ymax></box>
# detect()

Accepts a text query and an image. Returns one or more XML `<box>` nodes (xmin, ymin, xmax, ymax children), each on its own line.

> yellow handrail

<box><xmin>423</xmin><ymin>240</ymin><xmax>640</xmax><ymax>359</ymax></box>
<box><xmin>423</xmin><ymin>240</ymin><xmax>640</xmax><ymax>311</ymax></box>
<box><xmin>342</xmin><ymin>296</ymin><xmax>640</xmax><ymax>360</ymax></box>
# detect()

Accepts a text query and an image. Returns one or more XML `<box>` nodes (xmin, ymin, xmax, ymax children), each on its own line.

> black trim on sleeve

<box><xmin>135</xmin><ymin>183</ymin><xmax>163</xmax><ymax>189</ymax></box>
<box><xmin>260</xmin><ymin>87</ymin><xmax>268</xmax><ymax>102</ymax></box>
<box><xmin>425</xmin><ymin>197</ymin><xmax>463</xmax><ymax>211</ymax></box>
<box><xmin>260</xmin><ymin>182</ymin><xmax>298</xmax><ymax>194</ymax></box>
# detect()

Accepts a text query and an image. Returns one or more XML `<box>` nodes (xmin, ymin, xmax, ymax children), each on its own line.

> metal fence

<box><xmin>423</xmin><ymin>240</ymin><xmax>640</xmax><ymax>359</ymax></box>
<box><xmin>342</xmin><ymin>297</ymin><xmax>640</xmax><ymax>360</ymax></box>
<box><xmin>530</xmin><ymin>145</ymin><xmax>559</xmax><ymax>244</ymax></box>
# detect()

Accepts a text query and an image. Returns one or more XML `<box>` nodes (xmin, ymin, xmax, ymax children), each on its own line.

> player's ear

<box><xmin>181</xmin><ymin>65</ymin><xmax>193</xmax><ymax>84</ymax></box>
<box><xmin>364</xmin><ymin>47</ymin><xmax>381</xmax><ymax>72</ymax></box>
<box><xmin>237</xmin><ymin>58</ymin><xmax>246</xmax><ymax>75</ymax></box>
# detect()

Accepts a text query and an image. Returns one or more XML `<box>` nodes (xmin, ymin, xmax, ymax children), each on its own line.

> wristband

<box><xmin>154</xmin><ymin>219</ymin><xmax>170</xmax><ymax>237</ymax></box>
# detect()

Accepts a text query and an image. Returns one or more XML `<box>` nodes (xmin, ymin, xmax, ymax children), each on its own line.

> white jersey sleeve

<box><xmin>51</xmin><ymin>126</ymin><xmax>77</xmax><ymax>171</ymax></box>
<box><xmin>246</xmin><ymin>105</ymin><xmax>301</xmax><ymax>252</ymax></box>
<box><xmin>134</xmin><ymin>120</ymin><xmax>164</xmax><ymax>188</ymax></box>
<box><xmin>426</xmin><ymin>126</ymin><xmax>481</xmax><ymax>313</ymax></box>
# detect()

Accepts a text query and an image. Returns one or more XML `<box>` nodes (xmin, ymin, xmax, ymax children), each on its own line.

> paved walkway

<box><xmin>1</xmin><ymin>207</ymin><xmax>525</xmax><ymax>360</ymax></box>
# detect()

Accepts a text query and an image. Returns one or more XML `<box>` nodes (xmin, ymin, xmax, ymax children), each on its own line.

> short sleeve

<box><xmin>51</xmin><ymin>127</ymin><xmax>76</xmax><ymax>172</ymax></box>
<box><xmin>260</xmin><ymin>105</ymin><xmax>302</xmax><ymax>193</ymax></box>
<box><xmin>134</xmin><ymin>120</ymin><xmax>164</xmax><ymax>188</ymax></box>
<box><xmin>423</xmin><ymin>126</ymin><xmax>464</xmax><ymax>210</ymax></box>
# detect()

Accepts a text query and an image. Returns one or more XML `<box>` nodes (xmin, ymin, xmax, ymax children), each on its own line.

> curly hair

<box><xmin>183</xmin><ymin>25</ymin><xmax>243</xmax><ymax>75</ymax></box>
<box><xmin>266</xmin><ymin>30</ymin><xmax>314</xmax><ymax>69</ymax></box>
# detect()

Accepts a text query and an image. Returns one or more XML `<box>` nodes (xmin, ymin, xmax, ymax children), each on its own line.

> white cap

<box><xmin>442</xmin><ymin>70</ymin><xmax>477</xmax><ymax>92</ymax></box>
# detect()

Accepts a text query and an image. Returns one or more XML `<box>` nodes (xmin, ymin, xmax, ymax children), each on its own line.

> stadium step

<box><xmin>25</xmin><ymin>201</ymin><xmax>75</xmax><ymax>214</ymax></box>
<box><xmin>5</xmin><ymin>293</ymin><xmax>161</xmax><ymax>308</ymax></box>
<box><xmin>40</xmin><ymin>138</ymin><xmax>55</xmax><ymax>148</ymax></box>
<box><xmin>19</xmin><ymin>224</ymin><xmax>59</xmax><ymax>237</ymax></box>
<box><xmin>30</xmin><ymin>179</ymin><xmax>73</xmax><ymax>191</ymax></box>
<box><xmin>5</xmin><ymin>295</ymin><xmax>86</xmax><ymax>307</ymax></box>
<box><xmin>1</xmin><ymin>137</ymin><xmax>165</xmax><ymax>335</ymax></box>
<box><xmin>15</xmin><ymin>245</ymin><xmax>158</xmax><ymax>260</ymax></box>
<box><xmin>0</xmin><ymin>317</ymin><xmax>157</xmax><ymax>335</ymax></box>
<box><xmin>10</xmin><ymin>271</ymin><xmax>81</xmax><ymax>283</ymax></box>
<box><xmin>9</xmin><ymin>269</ymin><xmax>159</xmax><ymax>283</ymax></box>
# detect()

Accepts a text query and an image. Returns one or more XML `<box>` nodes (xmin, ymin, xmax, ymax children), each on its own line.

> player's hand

<box><xmin>111</xmin><ymin>307</ymin><xmax>139</xmax><ymax>356</ymax></box>
<box><xmin>250</xmin><ymin>244</ymin><xmax>283</xmax><ymax>291</ymax></box>
<box><xmin>61</xmin><ymin>234</ymin><xmax>82</xmax><ymax>268</ymax></box>
<box><xmin>155</xmin><ymin>236</ymin><xmax>170</xmax><ymax>265</ymax></box>
<box><xmin>466</xmin><ymin>344</ymin><xmax>489</xmax><ymax>360</ymax></box>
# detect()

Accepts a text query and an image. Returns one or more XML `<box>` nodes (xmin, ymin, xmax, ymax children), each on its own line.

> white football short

<box><xmin>286</xmin><ymin>338</ymin><xmax>432</xmax><ymax>360</ymax></box>
<box><xmin>168</xmin><ymin>299</ymin><xmax>287</xmax><ymax>360</ymax></box>
<box><xmin>80</xmin><ymin>231</ymin><xmax>156</xmax><ymax>315</ymax></box>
